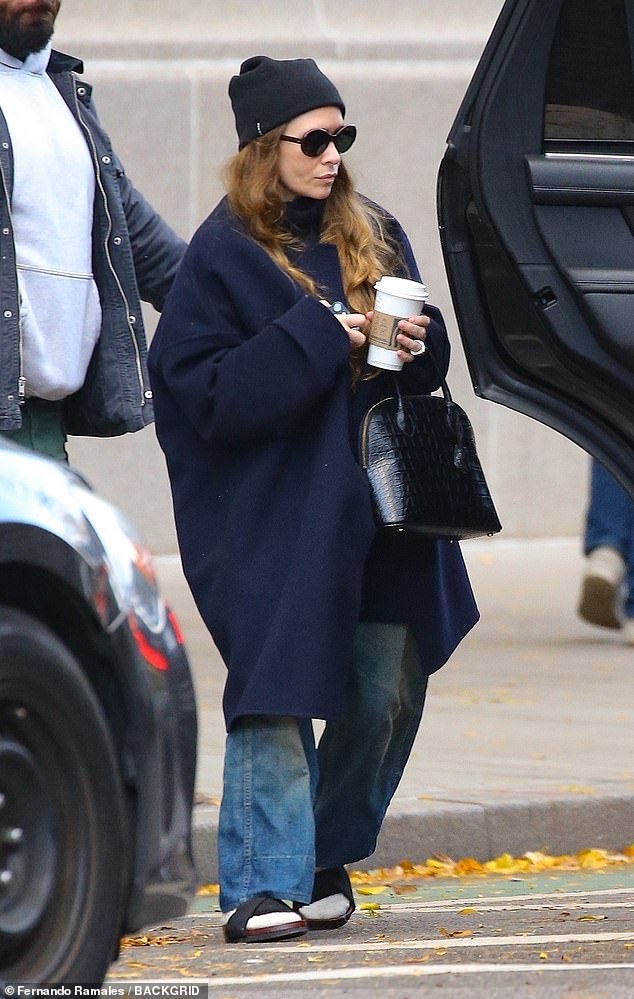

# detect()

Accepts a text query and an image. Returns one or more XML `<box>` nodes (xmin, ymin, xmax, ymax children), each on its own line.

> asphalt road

<box><xmin>107</xmin><ymin>868</ymin><xmax>634</xmax><ymax>996</ymax></box>
<box><xmin>127</xmin><ymin>540</ymin><xmax>634</xmax><ymax>995</ymax></box>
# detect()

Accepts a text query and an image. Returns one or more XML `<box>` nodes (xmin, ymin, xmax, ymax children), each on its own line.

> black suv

<box><xmin>0</xmin><ymin>439</ymin><xmax>197</xmax><ymax>983</ymax></box>
<box><xmin>439</xmin><ymin>0</ymin><xmax>633</xmax><ymax>495</ymax></box>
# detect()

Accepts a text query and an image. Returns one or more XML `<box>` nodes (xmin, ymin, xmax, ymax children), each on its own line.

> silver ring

<box><xmin>410</xmin><ymin>339</ymin><xmax>425</xmax><ymax>356</ymax></box>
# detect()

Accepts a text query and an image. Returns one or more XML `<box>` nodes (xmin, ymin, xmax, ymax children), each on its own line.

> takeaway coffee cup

<box><xmin>367</xmin><ymin>276</ymin><xmax>429</xmax><ymax>370</ymax></box>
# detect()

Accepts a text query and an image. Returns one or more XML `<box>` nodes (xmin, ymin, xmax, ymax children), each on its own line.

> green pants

<box><xmin>1</xmin><ymin>398</ymin><xmax>68</xmax><ymax>462</ymax></box>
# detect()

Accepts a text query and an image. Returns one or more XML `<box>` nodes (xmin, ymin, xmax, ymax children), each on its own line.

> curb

<box><xmin>191</xmin><ymin>786</ymin><xmax>634</xmax><ymax>883</ymax></box>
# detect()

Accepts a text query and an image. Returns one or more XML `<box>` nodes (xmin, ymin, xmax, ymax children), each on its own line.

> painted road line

<box><xmin>190</xmin><ymin>898</ymin><xmax>634</xmax><ymax>927</ymax></box>
<box><xmin>191</xmin><ymin>887</ymin><xmax>634</xmax><ymax>923</ymax></box>
<box><xmin>351</xmin><ymin>886</ymin><xmax>634</xmax><ymax>908</ymax></box>
<box><xmin>375</xmin><ymin>898</ymin><xmax>634</xmax><ymax>913</ymax></box>
<box><xmin>220</xmin><ymin>929</ymin><xmax>634</xmax><ymax>955</ymax></box>
<box><xmin>205</xmin><ymin>963</ymin><xmax>634</xmax><ymax>987</ymax></box>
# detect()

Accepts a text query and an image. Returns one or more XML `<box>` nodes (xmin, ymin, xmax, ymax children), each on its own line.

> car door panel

<box><xmin>438</xmin><ymin>0</ymin><xmax>634</xmax><ymax>494</ymax></box>
<box><xmin>527</xmin><ymin>156</ymin><xmax>634</xmax><ymax>205</ymax></box>
<box><xmin>525</xmin><ymin>156</ymin><xmax>634</xmax><ymax>368</ymax></box>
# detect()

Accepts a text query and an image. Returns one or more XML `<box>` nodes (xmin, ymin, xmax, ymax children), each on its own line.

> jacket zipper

<box><xmin>0</xmin><ymin>157</ymin><xmax>25</xmax><ymax>404</ymax></box>
<box><xmin>70</xmin><ymin>81</ymin><xmax>146</xmax><ymax>406</ymax></box>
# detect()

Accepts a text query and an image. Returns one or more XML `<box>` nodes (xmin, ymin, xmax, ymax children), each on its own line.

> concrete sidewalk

<box><xmin>154</xmin><ymin>538</ymin><xmax>634</xmax><ymax>883</ymax></box>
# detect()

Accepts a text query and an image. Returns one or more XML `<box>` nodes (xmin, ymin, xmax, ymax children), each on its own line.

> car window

<box><xmin>544</xmin><ymin>0</ymin><xmax>634</xmax><ymax>149</ymax></box>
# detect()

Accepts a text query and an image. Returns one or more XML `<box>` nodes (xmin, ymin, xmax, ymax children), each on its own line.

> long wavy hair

<box><xmin>223</xmin><ymin>124</ymin><xmax>403</xmax><ymax>381</ymax></box>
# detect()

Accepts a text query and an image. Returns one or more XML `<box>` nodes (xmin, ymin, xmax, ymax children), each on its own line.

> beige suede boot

<box><xmin>577</xmin><ymin>545</ymin><xmax>625</xmax><ymax>630</ymax></box>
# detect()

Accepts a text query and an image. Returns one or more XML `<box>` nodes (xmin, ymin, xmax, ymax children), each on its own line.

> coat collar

<box><xmin>47</xmin><ymin>48</ymin><xmax>84</xmax><ymax>74</ymax></box>
<box><xmin>0</xmin><ymin>41</ymin><xmax>52</xmax><ymax>75</ymax></box>
<box><xmin>0</xmin><ymin>46</ymin><xmax>82</xmax><ymax>75</ymax></box>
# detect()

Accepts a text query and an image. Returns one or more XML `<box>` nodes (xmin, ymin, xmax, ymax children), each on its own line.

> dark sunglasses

<box><xmin>280</xmin><ymin>124</ymin><xmax>357</xmax><ymax>158</ymax></box>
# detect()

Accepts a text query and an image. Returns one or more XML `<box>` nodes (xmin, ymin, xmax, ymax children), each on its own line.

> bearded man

<box><xmin>0</xmin><ymin>0</ymin><xmax>186</xmax><ymax>458</ymax></box>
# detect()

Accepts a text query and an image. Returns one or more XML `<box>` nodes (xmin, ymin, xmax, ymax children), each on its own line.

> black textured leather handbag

<box><xmin>359</xmin><ymin>362</ymin><xmax>502</xmax><ymax>540</ymax></box>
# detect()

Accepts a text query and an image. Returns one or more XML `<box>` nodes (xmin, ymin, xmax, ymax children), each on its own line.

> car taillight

<box><xmin>166</xmin><ymin>605</ymin><xmax>185</xmax><ymax>646</ymax></box>
<box><xmin>129</xmin><ymin>612</ymin><xmax>169</xmax><ymax>671</ymax></box>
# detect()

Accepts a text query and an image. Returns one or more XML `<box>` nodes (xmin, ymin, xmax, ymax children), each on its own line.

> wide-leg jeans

<box><xmin>218</xmin><ymin>623</ymin><xmax>428</xmax><ymax>912</ymax></box>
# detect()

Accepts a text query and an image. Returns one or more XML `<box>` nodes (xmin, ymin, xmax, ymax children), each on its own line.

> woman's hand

<box><xmin>320</xmin><ymin>301</ymin><xmax>369</xmax><ymax>350</ymax></box>
<box><xmin>394</xmin><ymin>313</ymin><xmax>430</xmax><ymax>364</ymax></box>
<box><xmin>339</xmin><ymin>313</ymin><xmax>368</xmax><ymax>350</ymax></box>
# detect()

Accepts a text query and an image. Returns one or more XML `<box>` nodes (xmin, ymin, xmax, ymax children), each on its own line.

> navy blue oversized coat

<box><xmin>148</xmin><ymin>196</ymin><xmax>479</xmax><ymax>730</ymax></box>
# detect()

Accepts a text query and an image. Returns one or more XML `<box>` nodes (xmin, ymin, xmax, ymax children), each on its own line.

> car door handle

<box><xmin>526</xmin><ymin>155</ymin><xmax>634</xmax><ymax>205</ymax></box>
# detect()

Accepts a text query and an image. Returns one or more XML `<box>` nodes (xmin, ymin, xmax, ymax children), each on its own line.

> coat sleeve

<box><xmin>149</xmin><ymin>227</ymin><xmax>351</xmax><ymax>444</ymax></box>
<box><xmin>116</xmin><ymin>163</ymin><xmax>187</xmax><ymax>311</ymax></box>
<box><xmin>81</xmin><ymin>89</ymin><xmax>186</xmax><ymax>312</ymax></box>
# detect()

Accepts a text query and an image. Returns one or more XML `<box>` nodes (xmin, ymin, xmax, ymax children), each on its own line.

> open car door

<box><xmin>438</xmin><ymin>0</ymin><xmax>634</xmax><ymax>496</ymax></box>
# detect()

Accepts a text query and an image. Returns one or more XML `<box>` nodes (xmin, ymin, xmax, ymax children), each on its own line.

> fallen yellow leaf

<box><xmin>196</xmin><ymin>883</ymin><xmax>220</xmax><ymax>895</ymax></box>
<box><xmin>121</xmin><ymin>935</ymin><xmax>150</xmax><ymax>948</ymax></box>
<box><xmin>349</xmin><ymin>843</ymin><xmax>634</xmax><ymax>888</ymax></box>
<box><xmin>194</xmin><ymin>793</ymin><xmax>221</xmax><ymax>806</ymax></box>
<box><xmin>454</xmin><ymin>858</ymin><xmax>486</xmax><ymax>875</ymax></box>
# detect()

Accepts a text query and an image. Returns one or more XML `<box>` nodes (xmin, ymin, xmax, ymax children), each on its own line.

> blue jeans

<box><xmin>218</xmin><ymin>623</ymin><xmax>428</xmax><ymax>912</ymax></box>
<box><xmin>584</xmin><ymin>459</ymin><xmax>634</xmax><ymax>617</ymax></box>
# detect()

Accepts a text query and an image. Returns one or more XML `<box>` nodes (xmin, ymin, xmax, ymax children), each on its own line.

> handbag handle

<box><xmin>391</xmin><ymin>346</ymin><xmax>469</xmax><ymax>471</ymax></box>
<box><xmin>392</xmin><ymin>342</ymin><xmax>452</xmax><ymax>402</ymax></box>
<box><xmin>391</xmin><ymin>341</ymin><xmax>453</xmax><ymax>433</ymax></box>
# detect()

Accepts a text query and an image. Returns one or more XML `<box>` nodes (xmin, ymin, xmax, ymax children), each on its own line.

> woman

<box><xmin>148</xmin><ymin>55</ymin><xmax>479</xmax><ymax>944</ymax></box>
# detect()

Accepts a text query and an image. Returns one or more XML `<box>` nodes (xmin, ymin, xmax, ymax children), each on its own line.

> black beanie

<box><xmin>229</xmin><ymin>55</ymin><xmax>345</xmax><ymax>149</ymax></box>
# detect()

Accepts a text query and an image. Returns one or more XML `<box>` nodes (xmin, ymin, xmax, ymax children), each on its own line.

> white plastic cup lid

<box><xmin>374</xmin><ymin>276</ymin><xmax>428</xmax><ymax>301</ymax></box>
